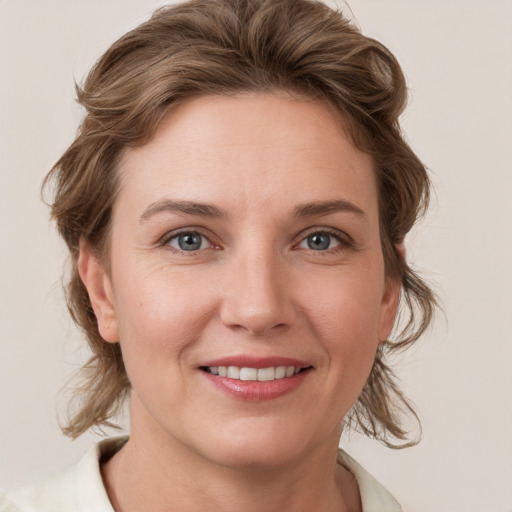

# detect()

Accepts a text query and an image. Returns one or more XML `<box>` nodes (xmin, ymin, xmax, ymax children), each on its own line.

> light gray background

<box><xmin>1</xmin><ymin>1</ymin><xmax>511</xmax><ymax>511</ymax></box>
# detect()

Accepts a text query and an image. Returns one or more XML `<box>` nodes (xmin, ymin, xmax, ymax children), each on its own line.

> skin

<box><xmin>79</xmin><ymin>93</ymin><xmax>401</xmax><ymax>512</ymax></box>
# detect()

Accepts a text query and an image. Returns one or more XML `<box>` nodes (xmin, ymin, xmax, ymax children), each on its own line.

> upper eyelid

<box><xmin>294</xmin><ymin>226</ymin><xmax>353</xmax><ymax>244</ymax></box>
<box><xmin>159</xmin><ymin>225</ymin><xmax>353</xmax><ymax>249</ymax></box>
<box><xmin>160</xmin><ymin>227</ymin><xmax>215</xmax><ymax>244</ymax></box>
<box><xmin>163</xmin><ymin>230</ymin><xmax>217</xmax><ymax>255</ymax></box>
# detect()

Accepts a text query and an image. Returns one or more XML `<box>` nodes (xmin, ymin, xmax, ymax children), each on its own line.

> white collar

<box><xmin>2</xmin><ymin>436</ymin><xmax>401</xmax><ymax>512</ymax></box>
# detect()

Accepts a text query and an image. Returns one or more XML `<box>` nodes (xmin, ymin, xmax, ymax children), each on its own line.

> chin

<box><xmin>207</xmin><ymin>444</ymin><xmax>301</xmax><ymax>471</ymax></box>
<box><xmin>197</xmin><ymin>424</ymin><xmax>321</xmax><ymax>471</ymax></box>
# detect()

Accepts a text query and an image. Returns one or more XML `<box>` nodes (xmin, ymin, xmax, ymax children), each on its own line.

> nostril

<box><xmin>218</xmin><ymin>270</ymin><xmax>297</xmax><ymax>334</ymax></box>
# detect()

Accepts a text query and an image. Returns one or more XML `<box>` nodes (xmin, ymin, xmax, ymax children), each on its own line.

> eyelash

<box><xmin>297</xmin><ymin>228</ymin><xmax>354</xmax><ymax>254</ymax></box>
<box><xmin>160</xmin><ymin>228</ymin><xmax>354</xmax><ymax>255</ymax></box>
<box><xmin>160</xmin><ymin>229</ymin><xmax>218</xmax><ymax>255</ymax></box>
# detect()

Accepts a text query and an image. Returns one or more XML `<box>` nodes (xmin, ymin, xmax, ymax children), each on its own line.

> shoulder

<box><xmin>337</xmin><ymin>449</ymin><xmax>403</xmax><ymax>512</ymax></box>
<box><xmin>0</xmin><ymin>492</ymin><xmax>23</xmax><ymax>512</ymax></box>
<box><xmin>0</xmin><ymin>437</ymin><xmax>127</xmax><ymax>512</ymax></box>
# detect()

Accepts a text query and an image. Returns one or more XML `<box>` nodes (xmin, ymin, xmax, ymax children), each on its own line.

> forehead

<box><xmin>115</xmin><ymin>93</ymin><xmax>378</xmax><ymax>221</ymax></box>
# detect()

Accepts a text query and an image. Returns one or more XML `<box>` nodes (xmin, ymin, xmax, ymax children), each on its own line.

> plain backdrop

<box><xmin>1</xmin><ymin>1</ymin><xmax>511</xmax><ymax>511</ymax></box>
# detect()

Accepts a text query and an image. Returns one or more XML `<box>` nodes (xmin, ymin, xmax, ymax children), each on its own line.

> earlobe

<box><xmin>378</xmin><ymin>244</ymin><xmax>405</xmax><ymax>343</ymax></box>
<box><xmin>78</xmin><ymin>238</ymin><xmax>119</xmax><ymax>343</ymax></box>
<box><xmin>378</xmin><ymin>276</ymin><xmax>401</xmax><ymax>343</ymax></box>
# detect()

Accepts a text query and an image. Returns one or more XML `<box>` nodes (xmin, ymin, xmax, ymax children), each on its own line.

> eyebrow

<box><xmin>139</xmin><ymin>198</ymin><xmax>366</xmax><ymax>223</ymax></box>
<box><xmin>140</xmin><ymin>199</ymin><xmax>227</xmax><ymax>222</ymax></box>
<box><xmin>292</xmin><ymin>199</ymin><xmax>366</xmax><ymax>218</ymax></box>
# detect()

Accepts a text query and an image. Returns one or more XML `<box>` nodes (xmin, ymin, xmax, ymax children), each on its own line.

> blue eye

<box><xmin>168</xmin><ymin>232</ymin><xmax>208</xmax><ymax>251</ymax></box>
<box><xmin>299</xmin><ymin>232</ymin><xmax>341</xmax><ymax>251</ymax></box>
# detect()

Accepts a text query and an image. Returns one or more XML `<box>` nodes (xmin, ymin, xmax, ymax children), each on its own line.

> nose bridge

<box><xmin>220</xmin><ymin>237</ymin><xmax>294</xmax><ymax>335</ymax></box>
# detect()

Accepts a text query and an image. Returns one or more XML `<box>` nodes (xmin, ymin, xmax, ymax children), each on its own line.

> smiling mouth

<box><xmin>201</xmin><ymin>365</ymin><xmax>310</xmax><ymax>382</ymax></box>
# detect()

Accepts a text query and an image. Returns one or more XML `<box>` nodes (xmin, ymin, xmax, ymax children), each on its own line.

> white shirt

<box><xmin>0</xmin><ymin>437</ymin><xmax>402</xmax><ymax>512</ymax></box>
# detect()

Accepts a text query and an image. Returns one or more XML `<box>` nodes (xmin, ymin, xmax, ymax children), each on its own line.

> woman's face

<box><xmin>82</xmin><ymin>93</ymin><xmax>400</xmax><ymax>469</ymax></box>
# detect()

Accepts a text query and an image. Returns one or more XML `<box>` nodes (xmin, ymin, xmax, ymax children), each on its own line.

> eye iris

<box><xmin>307</xmin><ymin>233</ymin><xmax>330</xmax><ymax>250</ymax></box>
<box><xmin>178</xmin><ymin>233</ymin><xmax>202</xmax><ymax>251</ymax></box>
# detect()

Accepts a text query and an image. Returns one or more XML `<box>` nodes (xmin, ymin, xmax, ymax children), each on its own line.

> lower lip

<box><xmin>202</xmin><ymin>369</ymin><xmax>311</xmax><ymax>401</ymax></box>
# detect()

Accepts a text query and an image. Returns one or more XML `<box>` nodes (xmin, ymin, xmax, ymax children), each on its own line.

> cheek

<box><xmin>306</xmin><ymin>269</ymin><xmax>385</xmax><ymax>376</ymax></box>
<box><xmin>309</xmin><ymin>263</ymin><xmax>385</xmax><ymax>330</ymax></box>
<box><xmin>111</xmin><ymin>266</ymin><xmax>216</xmax><ymax>379</ymax></box>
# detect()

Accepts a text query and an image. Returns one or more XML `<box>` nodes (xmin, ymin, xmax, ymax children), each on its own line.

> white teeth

<box><xmin>240</xmin><ymin>367</ymin><xmax>258</xmax><ymax>381</ymax></box>
<box><xmin>227</xmin><ymin>366</ymin><xmax>240</xmax><ymax>379</ymax></box>
<box><xmin>275</xmin><ymin>366</ymin><xmax>286</xmax><ymax>379</ymax></box>
<box><xmin>257</xmin><ymin>367</ymin><xmax>275</xmax><ymax>381</ymax></box>
<box><xmin>207</xmin><ymin>365</ymin><xmax>305</xmax><ymax>381</ymax></box>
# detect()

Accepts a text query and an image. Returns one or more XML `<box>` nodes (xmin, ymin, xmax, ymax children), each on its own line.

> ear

<box><xmin>377</xmin><ymin>244</ymin><xmax>404</xmax><ymax>343</ymax></box>
<box><xmin>78</xmin><ymin>238</ymin><xmax>119</xmax><ymax>343</ymax></box>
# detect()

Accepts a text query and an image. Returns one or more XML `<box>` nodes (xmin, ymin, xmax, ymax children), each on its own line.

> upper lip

<box><xmin>199</xmin><ymin>356</ymin><xmax>312</xmax><ymax>369</ymax></box>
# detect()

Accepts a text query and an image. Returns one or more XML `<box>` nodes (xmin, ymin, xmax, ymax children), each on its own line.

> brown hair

<box><xmin>45</xmin><ymin>0</ymin><xmax>436</xmax><ymax>446</ymax></box>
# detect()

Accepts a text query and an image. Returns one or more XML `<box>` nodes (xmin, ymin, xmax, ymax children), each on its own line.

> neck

<box><xmin>101</xmin><ymin>398</ymin><xmax>361</xmax><ymax>512</ymax></box>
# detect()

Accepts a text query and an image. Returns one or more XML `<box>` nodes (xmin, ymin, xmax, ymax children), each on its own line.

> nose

<box><xmin>219</xmin><ymin>246</ymin><xmax>296</xmax><ymax>336</ymax></box>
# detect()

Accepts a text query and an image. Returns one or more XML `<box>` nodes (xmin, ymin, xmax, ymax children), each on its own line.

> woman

<box><xmin>1</xmin><ymin>0</ymin><xmax>435</xmax><ymax>510</ymax></box>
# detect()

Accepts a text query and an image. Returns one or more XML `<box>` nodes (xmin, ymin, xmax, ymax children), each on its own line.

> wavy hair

<box><xmin>44</xmin><ymin>0</ymin><xmax>436</xmax><ymax>446</ymax></box>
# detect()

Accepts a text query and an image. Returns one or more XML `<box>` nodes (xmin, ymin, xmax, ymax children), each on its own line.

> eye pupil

<box><xmin>178</xmin><ymin>233</ymin><xmax>202</xmax><ymax>251</ymax></box>
<box><xmin>308</xmin><ymin>233</ymin><xmax>330</xmax><ymax>250</ymax></box>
